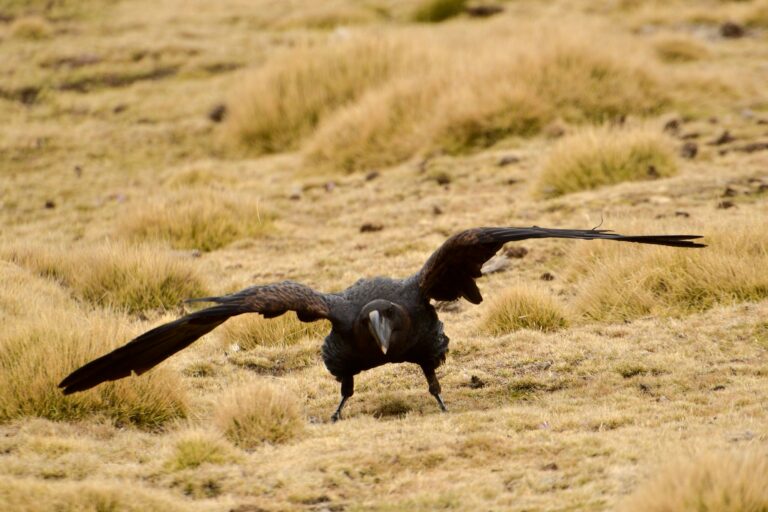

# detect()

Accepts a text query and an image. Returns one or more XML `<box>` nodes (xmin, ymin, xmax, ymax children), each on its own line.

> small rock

<box><xmin>541</xmin><ymin>462</ymin><xmax>559</xmax><ymax>471</ymax></box>
<box><xmin>468</xmin><ymin>375</ymin><xmax>486</xmax><ymax>389</ymax></box>
<box><xmin>325</xmin><ymin>181</ymin><xmax>336</xmax><ymax>192</ymax></box>
<box><xmin>432</xmin><ymin>172</ymin><xmax>451</xmax><ymax>185</ymax></box>
<box><xmin>360</xmin><ymin>223</ymin><xmax>383</xmax><ymax>233</ymax></box>
<box><xmin>722</xmin><ymin>186</ymin><xmax>738</xmax><ymax>197</ymax></box>
<box><xmin>44</xmin><ymin>200</ymin><xmax>56</xmax><ymax>209</ymax></box>
<box><xmin>208</xmin><ymin>103</ymin><xmax>227</xmax><ymax>123</ymax></box>
<box><xmin>663</xmin><ymin>118</ymin><xmax>681</xmax><ymax>134</ymax></box>
<box><xmin>506</xmin><ymin>178</ymin><xmax>519</xmax><ymax>185</ymax></box>
<box><xmin>647</xmin><ymin>165</ymin><xmax>660</xmax><ymax>178</ymax></box>
<box><xmin>729</xmin><ymin>430</ymin><xmax>755</xmax><ymax>442</ymax></box>
<box><xmin>190</xmin><ymin>249</ymin><xmax>202</xmax><ymax>258</ymax></box>
<box><xmin>288</xmin><ymin>187</ymin><xmax>301</xmax><ymax>200</ymax></box>
<box><xmin>720</xmin><ymin>22</ymin><xmax>745</xmax><ymax>38</ymax></box>
<box><xmin>113</xmin><ymin>104</ymin><xmax>128</xmax><ymax>114</ymax></box>
<box><xmin>504</xmin><ymin>246</ymin><xmax>528</xmax><ymax>259</ymax></box>
<box><xmin>365</xmin><ymin>170</ymin><xmax>380</xmax><ymax>181</ymax></box>
<box><xmin>717</xmin><ymin>200</ymin><xmax>735</xmax><ymax>209</ymax></box>
<box><xmin>74</xmin><ymin>165</ymin><xmax>83</xmax><ymax>177</ymax></box>
<box><xmin>709</xmin><ymin>130</ymin><xmax>735</xmax><ymax>146</ymax></box>
<box><xmin>680</xmin><ymin>132</ymin><xmax>700</xmax><ymax>140</ymax></box>
<box><xmin>674</xmin><ymin>211</ymin><xmax>690</xmax><ymax>218</ymax></box>
<box><xmin>711</xmin><ymin>384</ymin><xmax>726</xmax><ymax>391</ymax></box>
<box><xmin>497</xmin><ymin>154</ymin><xmax>520</xmax><ymax>167</ymax></box>
<box><xmin>680</xmin><ymin>141</ymin><xmax>698</xmax><ymax>159</ymax></box>
<box><xmin>432</xmin><ymin>205</ymin><xmax>443</xmax><ymax>215</ymax></box>
<box><xmin>540</xmin><ymin>272</ymin><xmax>555</xmax><ymax>281</ymax></box>
<box><xmin>466</xmin><ymin>5</ymin><xmax>504</xmax><ymax>17</ymax></box>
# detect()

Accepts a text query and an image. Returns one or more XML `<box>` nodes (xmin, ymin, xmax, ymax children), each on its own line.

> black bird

<box><xmin>59</xmin><ymin>226</ymin><xmax>705</xmax><ymax>420</ymax></box>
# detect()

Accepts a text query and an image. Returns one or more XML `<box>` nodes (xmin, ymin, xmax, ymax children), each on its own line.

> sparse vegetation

<box><xmin>9</xmin><ymin>16</ymin><xmax>53</xmax><ymax>40</ymax></box>
<box><xmin>621</xmin><ymin>450</ymin><xmax>768</xmax><ymax>512</ymax></box>
<box><xmin>535</xmin><ymin>126</ymin><xmax>678</xmax><ymax>197</ymax></box>
<box><xmin>122</xmin><ymin>191</ymin><xmax>274</xmax><ymax>252</ymax></box>
<box><xmin>165</xmin><ymin>430</ymin><xmax>238</xmax><ymax>471</ymax></box>
<box><xmin>214</xmin><ymin>381</ymin><xmax>304</xmax><ymax>448</ymax></box>
<box><xmin>653</xmin><ymin>34</ymin><xmax>710</xmax><ymax>62</ymax></box>
<box><xmin>480</xmin><ymin>286</ymin><xmax>569</xmax><ymax>335</ymax></box>
<box><xmin>3</xmin><ymin>243</ymin><xmax>207</xmax><ymax>314</ymax></box>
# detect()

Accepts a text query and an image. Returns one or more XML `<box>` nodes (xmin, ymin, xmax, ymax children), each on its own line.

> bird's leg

<box><xmin>331</xmin><ymin>375</ymin><xmax>354</xmax><ymax>422</ymax></box>
<box><xmin>422</xmin><ymin>366</ymin><xmax>447</xmax><ymax>412</ymax></box>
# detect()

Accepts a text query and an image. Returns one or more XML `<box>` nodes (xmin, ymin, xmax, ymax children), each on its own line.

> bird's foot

<box><xmin>331</xmin><ymin>412</ymin><xmax>342</xmax><ymax>423</ymax></box>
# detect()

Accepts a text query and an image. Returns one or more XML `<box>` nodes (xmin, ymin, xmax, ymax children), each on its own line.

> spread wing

<box><xmin>416</xmin><ymin>226</ymin><xmax>705</xmax><ymax>304</ymax></box>
<box><xmin>59</xmin><ymin>281</ymin><xmax>340</xmax><ymax>394</ymax></box>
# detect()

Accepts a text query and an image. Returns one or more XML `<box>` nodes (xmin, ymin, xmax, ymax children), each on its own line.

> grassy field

<box><xmin>1</xmin><ymin>0</ymin><xmax>768</xmax><ymax>510</ymax></box>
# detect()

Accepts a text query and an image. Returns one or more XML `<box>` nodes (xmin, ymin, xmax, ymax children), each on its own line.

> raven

<box><xmin>59</xmin><ymin>226</ymin><xmax>704</xmax><ymax>420</ymax></box>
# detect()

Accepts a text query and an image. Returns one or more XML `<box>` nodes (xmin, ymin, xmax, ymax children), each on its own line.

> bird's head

<box><xmin>358</xmin><ymin>300</ymin><xmax>411</xmax><ymax>355</ymax></box>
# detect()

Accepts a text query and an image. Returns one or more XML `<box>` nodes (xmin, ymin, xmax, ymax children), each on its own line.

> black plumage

<box><xmin>59</xmin><ymin>226</ymin><xmax>705</xmax><ymax>420</ymax></box>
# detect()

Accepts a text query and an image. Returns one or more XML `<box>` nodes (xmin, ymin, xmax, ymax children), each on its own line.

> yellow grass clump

<box><xmin>480</xmin><ymin>286</ymin><xmax>569</xmax><ymax>336</ymax></box>
<box><xmin>3</xmin><ymin>243</ymin><xmax>207</xmax><ymax>314</ymax></box>
<box><xmin>225</xmin><ymin>36</ymin><xmax>420</xmax><ymax>154</ymax></box>
<box><xmin>0</xmin><ymin>477</ymin><xmax>196</xmax><ymax>512</ymax></box>
<box><xmin>412</xmin><ymin>0</ymin><xmax>467</xmax><ymax>22</ymax></box>
<box><xmin>535</xmin><ymin>126</ymin><xmax>677</xmax><ymax>197</ymax></box>
<box><xmin>0</xmin><ymin>265</ymin><xmax>188</xmax><ymax>427</ymax></box>
<box><xmin>302</xmin><ymin>25</ymin><xmax>670</xmax><ymax>172</ymax></box>
<box><xmin>222</xmin><ymin>312</ymin><xmax>329</xmax><ymax>350</ymax></box>
<box><xmin>653</xmin><ymin>34</ymin><xmax>710</xmax><ymax>62</ymax></box>
<box><xmin>164</xmin><ymin>430</ymin><xmax>239</xmax><ymax>471</ymax></box>
<box><xmin>9</xmin><ymin>16</ymin><xmax>53</xmax><ymax>40</ymax></box>
<box><xmin>214</xmin><ymin>381</ymin><xmax>304</xmax><ymax>448</ymax></box>
<box><xmin>620</xmin><ymin>450</ymin><xmax>768</xmax><ymax>512</ymax></box>
<box><xmin>571</xmin><ymin>216</ymin><xmax>768</xmax><ymax>322</ymax></box>
<box><xmin>122</xmin><ymin>190</ymin><xmax>273</xmax><ymax>252</ymax></box>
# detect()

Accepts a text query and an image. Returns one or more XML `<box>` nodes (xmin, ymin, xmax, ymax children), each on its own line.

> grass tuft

<box><xmin>3</xmin><ymin>243</ymin><xmax>206</xmax><ymax>314</ymax></box>
<box><xmin>535</xmin><ymin>126</ymin><xmax>677</xmax><ymax>197</ymax></box>
<box><xmin>225</xmin><ymin>36</ymin><xmax>418</xmax><ymax>154</ymax></box>
<box><xmin>412</xmin><ymin>0</ymin><xmax>467</xmax><ymax>23</ymax></box>
<box><xmin>222</xmin><ymin>312</ymin><xmax>329</xmax><ymax>350</ymax></box>
<box><xmin>571</xmin><ymin>215</ymin><xmax>768</xmax><ymax>322</ymax></box>
<box><xmin>620</xmin><ymin>450</ymin><xmax>768</xmax><ymax>512</ymax></box>
<box><xmin>122</xmin><ymin>190</ymin><xmax>274</xmax><ymax>252</ymax></box>
<box><xmin>0</xmin><ymin>266</ymin><xmax>188</xmax><ymax>427</ymax></box>
<box><xmin>302</xmin><ymin>26</ymin><xmax>669</xmax><ymax>173</ymax></box>
<box><xmin>653</xmin><ymin>35</ymin><xmax>710</xmax><ymax>62</ymax></box>
<box><xmin>9</xmin><ymin>16</ymin><xmax>53</xmax><ymax>40</ymax></box>
<box><xmin>214</xmin><ymin>381</ymin><xmax>304</xmax><ymax>448</ymax></box>
<box><xmin>164</xmin><ymin>430</ymin><xmax>238</xmax><ymax>471</ymax></box>
<box><xmin>480</xmin><ymin>286</ymin><xmax>569</xmax><ymax>336</ymax></box>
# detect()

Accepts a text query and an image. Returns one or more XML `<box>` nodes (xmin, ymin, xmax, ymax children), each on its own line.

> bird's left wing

<box><xmin>415</xmin><ymin>226</ymin><xmax>705</xmax><ymax>304</ymax></box>
<box><xmin>59</xmin><ymin>281</ymin><xmax>341</xmax><ymax>394</ymax></box>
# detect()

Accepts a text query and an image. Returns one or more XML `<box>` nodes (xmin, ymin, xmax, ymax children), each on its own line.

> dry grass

<box><xmin>571</xmin><ymin>215</ymin><xmax>768</xmax><ymax>322</ymax></box>
<box><xmin>302</xmin><ymin>24</ymin><xmax>671</xmax><ymax>172</ymax></box>
<box><xmin>2</xmin><ymin>243</ymin><xmax>207</xmax><ymax>314</ymax></box>
<box><xmin>412</xmin><ymin>0</ymin><xmax>467</xmax><ymax>22</ymax></box>
<box><xmin>164</xmin><ymin>430</ymin><xmax>239</xmax><ymax>471</ymax></box>
<box><xmin>535</xmin><ymin>125</ymin><xmax>678</xmax><ymax>197</ymax></box>
<box><xmin>225</xmin><ymin>36</ymin><xmax>421</xmax><ymax>154</ymax></box>
<box><xmin>221</xmin><ymin>312</ymin><xmax>329</xmax><ymax>350</ymax></box>
<box><xmin>653</xmin><ymin>34</ymin><xmax>710</xmax><ymax>62</ymax></box>
<box><xmin>0</xmin><ymin>265</ymin><xmax>187</xmax><ymax>427</ymax></box>
<box><xmin>620</xmin><ymin>450</ymin><xmax>768</xmax><ymax>512</ymax></box>
<box><xmin>122</xmin><ymin>190</ymin><xmax>274</xmax><ymax>252</ymax></box>
<box><xmin>0</xmin><ymin>477</ymin><xmax>198</xmax><ymax>512</ymax></box>
<box><xmin>214</xmin><ymin>381</ymin><xmax>304</xmax><ymax>448</ymax></box>
<box><xmin>480</xmin><ymin>285</ymin><xmax>570</xmax><ymax>335</ymax></box>
<box><xmin>9</xmin><ymin>15</ymin><xmax>53</xmax><ymax>40</ymax></box>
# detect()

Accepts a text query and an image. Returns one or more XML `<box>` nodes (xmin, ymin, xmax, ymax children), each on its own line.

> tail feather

<box><xmin>58</xmin><ymin>305</ymin><xmax>243</xmax><ymax>394</ymax></box>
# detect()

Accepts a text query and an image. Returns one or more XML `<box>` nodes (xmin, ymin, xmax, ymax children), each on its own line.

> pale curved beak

<box><xmin>368</xmin><ymin>310</ymin><xmax>392</xmax><ymax>354</ymax></box>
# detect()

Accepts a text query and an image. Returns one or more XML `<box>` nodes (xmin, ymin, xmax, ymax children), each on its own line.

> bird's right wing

<box><xmin>59</xmin><ymin>281</ymin><xmax>340</xmax><ymax>394</ymax></box>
